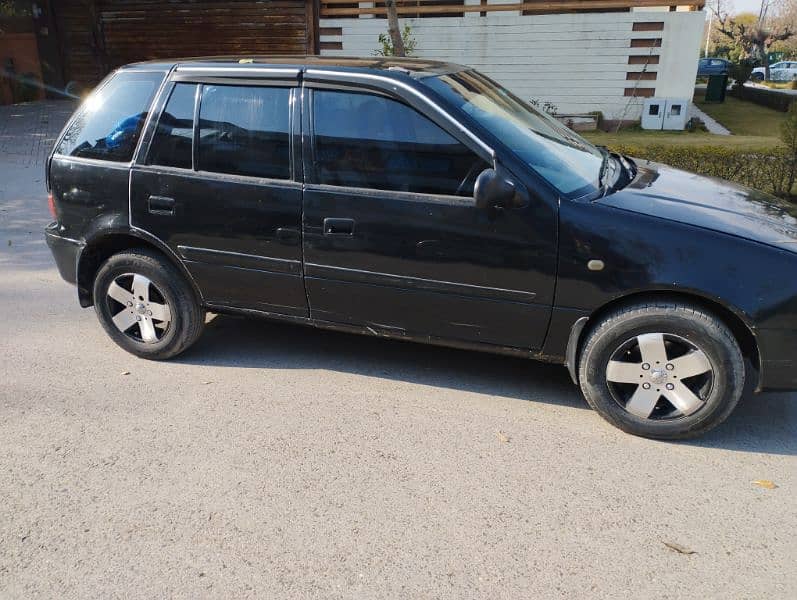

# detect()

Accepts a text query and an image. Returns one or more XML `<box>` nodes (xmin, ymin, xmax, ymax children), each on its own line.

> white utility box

<box><xmin>641</xmin><ymin>98</ymin><xmax>665</xmax><ymax>130</ymax></box>
<box><xmin>641</xmin><ymin>98</ymin><xmax>690</xmax><ymax>130</ymax></box>
<box><xmin>662</xmin><ymin>99</ymin><xmax>689</xmax><ymax>130</ymax></box>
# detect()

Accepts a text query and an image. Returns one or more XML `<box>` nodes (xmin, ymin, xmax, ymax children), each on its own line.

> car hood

<box><xmin>600</xmin><ymin>160</ymin><xmax>797</xmax><ymax>253</ymax></box>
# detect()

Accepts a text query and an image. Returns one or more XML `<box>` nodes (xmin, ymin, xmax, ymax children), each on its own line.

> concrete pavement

<box><xmin>1</xmin><ymin>101</ymin><xmax>795</xmax><ymax>599</ymax></box>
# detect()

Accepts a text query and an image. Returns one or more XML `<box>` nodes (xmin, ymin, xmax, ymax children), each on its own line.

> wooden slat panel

<box><xmin>630</xmin><ymin>38</ymin><xmax>662</xmax><ymax>48</ymax></box>
<box><xmin>626</xmin><ymin>71</ymin><xmax>657</xmax><ymax>80</ymax></box>
<box><xmin>99</xmin><ymin>1</ymin><xmax>309</xmax><ymax>71</ymax></box>
<box><xmin>628</xmin><ymin>55</ymin><xmax>660</xmax><ymax>64</ymax></box>
<box><xmin>625</xmin><ymin>87</ymin><xmax>655</xmax><ymax>97</ymax></box>
<box><xmin>52</xmin><ymin>1</ymin><xmax>106</xmax><ymax>86</ymax></box>
<box><xmin>320</xmin><ymin>27</ymin><xmax>343</xmax><ymax>36</ymax></box>
<box><xmin>320</xmin><ymin>1</ymin><xmax>705</xmax><ymax>17</ymax></box>
<box><xmin>632</xmin><ymin>21</ymin><xmax>664</xmax><ymax>31</ymax></box>
<box><xmin>54</xmin><ymin>0</ymin><xmax>311</xmax><ymax>86</ymax></box>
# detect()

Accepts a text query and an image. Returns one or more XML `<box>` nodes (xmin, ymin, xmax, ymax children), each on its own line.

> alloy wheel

<box><xmin>105</xmin><ymin>273</ymin><xmax>172</xmax><ymax>344</ymax></box>
<box><xmin>605</xmin><ymin>333</ymin><xmax>714</xmax><ymax>420</ymax></box>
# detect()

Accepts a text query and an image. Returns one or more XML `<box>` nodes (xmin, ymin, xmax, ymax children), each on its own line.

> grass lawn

<box><xmin>694</xmin><ymin>93</ymin><xmax>786</xmax><ymax>137</ymax></box>
<box><xmin>583</xmin><ymin>93</ymin><xmax>786</xmax><ymax>151</ymax></box>
<box><xmin>583</xmin><ymin>129</ymin><xmax>778</xmax><ymax>150</ymax></box>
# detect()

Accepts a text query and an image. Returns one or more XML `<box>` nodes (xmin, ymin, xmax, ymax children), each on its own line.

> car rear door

<box><xmin>131</xmin><ymin>67</ymin><xmax>308</xmax><ymax>317</ymax></box>
<box><xmin>300</xmin><ymin>78</ymin><xmax>557</xmax><ymax>350</ymax></box>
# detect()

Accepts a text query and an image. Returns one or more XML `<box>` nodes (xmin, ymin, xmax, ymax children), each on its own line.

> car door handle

<box><xmin>148</xmin><ymin>195</ymin><xmax>175</xmax><ymax>216</ymax></box>
<box><xmin>323</xmin><ymin>217</ymin><xmax>355</xmax><ymax>236</ymax></box>
<box><xmin>276</xmin><ymin>227</ymin><xmax>300</xmax><ymax>244</ymax></box>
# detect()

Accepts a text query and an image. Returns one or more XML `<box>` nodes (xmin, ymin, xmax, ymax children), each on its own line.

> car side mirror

<box><xmin>474</xmin><ymin>168</ymin><xmax>524</xmax><ymax>210</ymax></box>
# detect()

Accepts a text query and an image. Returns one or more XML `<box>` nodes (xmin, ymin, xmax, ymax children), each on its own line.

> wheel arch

<box><xmin>76</xmin><ymin>230</ymin><xmax>203</xmax><ymax>308</ymax></box>
<box><xmin>566</xmin><ymin>290</ymin><xmax>760</xmax><ymax>389</ymax></box>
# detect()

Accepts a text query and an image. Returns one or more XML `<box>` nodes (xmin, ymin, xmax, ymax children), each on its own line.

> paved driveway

<box><xmin>1</xmin><ymin>101</ymin><xmax>795</xmax><ymax>599</ymax></box>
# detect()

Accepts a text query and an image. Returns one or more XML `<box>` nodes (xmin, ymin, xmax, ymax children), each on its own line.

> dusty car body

<box><xmin>45</xmin><ymin>57</ymin><xmax>797</xmax><ymax>438</ymax></box>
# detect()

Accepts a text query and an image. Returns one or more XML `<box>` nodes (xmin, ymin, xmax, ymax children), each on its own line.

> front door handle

<box><xmin>148</xmin><ymin>195</ymin><xmax>175</xmax><ymax>216</ymax></box>
<box><xmin>323</xmin><ymin>217</ymin><xmax>355</xmax><ymax>236</ymax></box>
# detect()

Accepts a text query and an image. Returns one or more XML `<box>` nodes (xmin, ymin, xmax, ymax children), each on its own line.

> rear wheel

<box><xmin>578</xmin><ymin>301</ymin><xmax>745</xmax><ymax>439</ymax></box>
<box><xmin>93</xmin><ymin>249</ymin><xmax>205</xmax><ymax>359</ymax></box>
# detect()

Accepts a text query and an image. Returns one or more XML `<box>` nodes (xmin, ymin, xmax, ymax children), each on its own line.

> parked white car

<box><xmin>751</xmin><ymin>61</ymin><xmax>797</xmax><ymax>81</ymax></box>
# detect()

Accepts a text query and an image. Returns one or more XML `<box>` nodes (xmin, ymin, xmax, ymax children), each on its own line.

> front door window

<box><xmin>311</xmin><ymin>89</ymin><xmax>489</xmax><ymax>196</ymax></box>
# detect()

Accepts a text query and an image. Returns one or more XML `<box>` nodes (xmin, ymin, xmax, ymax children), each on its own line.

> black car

<box><xmin>45</xmin><ymin>57</ymin><xmax>797</xmax><ymax>439</ymax></box>
<box><xmin>697</xmin><ymin>57</ymin><xmax>731</xmax><ymax>77</ymax></box>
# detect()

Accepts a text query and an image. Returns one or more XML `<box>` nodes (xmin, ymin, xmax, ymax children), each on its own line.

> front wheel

<box><xmin>578</xmin><ymin>301</ymin><xmax>745</xmax><ymax>439</ymax></box>
<box><xmin>93</xmin><ymin>249</ymin><xmax>205</xmax><ymax>360</ymax></box>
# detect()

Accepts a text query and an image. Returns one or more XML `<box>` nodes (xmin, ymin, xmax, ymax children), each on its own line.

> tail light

<box><xmin>47</xmin><ymin>192</ymin><xmax>56</xmax><ymax>219</ymax></box>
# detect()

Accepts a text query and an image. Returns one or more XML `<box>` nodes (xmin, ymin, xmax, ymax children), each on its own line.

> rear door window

<box><xmin>56</xmin><ymin>70</ymin><xmax>164</xmax><ymax>162</ymax></box>
<box><xmin>197</xmin><ymin>85</ymin><xmax>291</xmax><ymax>180</ymax></box>
<box><xmin>147</xmin><ymin>83</ymin><xmax>197</xmax><ymax>169</ymax></box>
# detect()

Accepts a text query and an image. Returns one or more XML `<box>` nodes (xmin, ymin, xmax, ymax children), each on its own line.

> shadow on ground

<box><xmin>178</xmin><ymin>314</ymin><xmax>583</xmax><ymax>410</ymax></box>
<box><xmin>178</xmin><ymin>315</ymin><xmax>797</xmax><ymax>456</ymax></box>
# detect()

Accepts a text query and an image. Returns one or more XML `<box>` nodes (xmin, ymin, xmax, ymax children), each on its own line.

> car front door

<box><xmin>300</xmin><ymin>83</ymin><xmax>557</xmax><ymax>350</ymax></box>
<box><xmin>131</xmin><ymin>73</ymin><xmax>308</xmax><ymax>317</ymax></box>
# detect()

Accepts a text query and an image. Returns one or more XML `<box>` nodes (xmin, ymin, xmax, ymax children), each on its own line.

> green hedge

<box><xmin>728</xmin><ymin>85</ymin><xmax>797</xmax><ymax>112</ymax></box>
<box><xmin>606</xmin><ymin>144</ymin><xmax>796</xmax><ymax>199</ymax></box>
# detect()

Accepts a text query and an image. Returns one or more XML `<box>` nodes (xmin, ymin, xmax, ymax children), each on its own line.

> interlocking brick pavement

<box><xmin>0</xmin><ymin>100</ymin><xmax>76</xmax><ymax>168</ymax></box>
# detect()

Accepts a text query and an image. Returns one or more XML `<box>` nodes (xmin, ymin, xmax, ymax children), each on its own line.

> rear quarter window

<box><xmin>56</xmin><ymin>70</ymin><xmax>164</xmax><ymax>162</ymax></box>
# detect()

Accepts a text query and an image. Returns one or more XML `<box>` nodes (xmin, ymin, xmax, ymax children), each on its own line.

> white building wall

<box><xmin>319</xmin><ymin>10</ymin><xmax>705</xmax><ymax>121</ymax></box>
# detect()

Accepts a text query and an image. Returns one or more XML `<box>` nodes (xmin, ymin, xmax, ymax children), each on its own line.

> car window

<box><xmin>311</xmin><ymin>90</ymin><xmax>489</xmax><ymax>196</ymax></box>
<box><xmin>56</xmin><ymin>70</ymin><xmax>163</xmax><ymax>162</ymax></box>
<box><xmin>147</xmin><ymin>83</ymin><xmax>196</xmax><ymax>169</ymax></box>
<box><xmin>197</xmin><ymin>85</ymin><xmax>290</xmax><ymax>180</ymax></box>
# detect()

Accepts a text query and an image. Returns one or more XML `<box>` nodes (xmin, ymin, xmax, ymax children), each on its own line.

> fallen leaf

<box><xmin>752</xmin><ymin>479</ymin><xmax>778</xmax><ymax>489</ymax></box>
<box><xmin>663</xmin><ymin>541</ymin><xmax>696</xmax><ymax>555</ymax></box>
<box><xmin>497</xmin><ymin>431</ymin><xmax>510</xmax><ymax>443</ymax></box>
<box><xmin>120</xmin><ymin>371</ymin><xmax>130</xmax><ymax>376</ymax></box>
<box><xmin>202</xmin><ymin>381</ymin><xmax>213</xmax><ymax>385</ymax></box>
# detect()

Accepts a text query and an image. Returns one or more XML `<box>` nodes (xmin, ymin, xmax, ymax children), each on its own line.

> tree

<box><xmin>385</xmin><ymin>0</ymin><xmax>406</xmax><ymax>57</ymax></box>
<box><xmin>771</xmin><ymin>0</ymin><xmax>797</xmax><ymax>55</ymax></box>
<box><xmin>711</xmin><ymin>0</ymin><xmax>794</xmax><ymax>79</ymax></box>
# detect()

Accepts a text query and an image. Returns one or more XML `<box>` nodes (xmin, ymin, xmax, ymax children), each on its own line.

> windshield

<box><xmin>422</xmin><ymin>69</ymin><xmax>604</xmax><ymax>199</ymax></box>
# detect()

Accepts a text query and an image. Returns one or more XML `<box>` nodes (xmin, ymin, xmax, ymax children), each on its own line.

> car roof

<box><xmin>121</xmin><ymin>55</ymin><xmax>466</xmax><ymax>78</ymax></box>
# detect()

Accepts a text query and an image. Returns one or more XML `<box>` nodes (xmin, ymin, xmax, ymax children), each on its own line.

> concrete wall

<box><xmin>319</xmin><ymin>9</ymin><xmax>706</xmax><ymax>121</ymax></box>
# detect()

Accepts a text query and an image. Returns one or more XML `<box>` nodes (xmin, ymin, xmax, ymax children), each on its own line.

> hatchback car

<box><xmin>45</xmin><ymin>57</ymin><xmax>797</xmax><ymax>439</ymax></box>
<box><xmin>697</xmin><ymin>57</ymin><xmax>731</xmax><ymax>77</ymax></box>
<box><xmin>751</xmin><ymin>61</ymin><xmax>797</xmax><ymax>81</ymax></box>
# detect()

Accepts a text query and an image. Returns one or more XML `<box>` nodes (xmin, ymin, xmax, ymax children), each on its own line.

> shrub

<box><xmin>729</xmin><ymin>61</ymin><xmax>754</xmax><ymax>86</ymax></box>
<box><xmin>729</xmin><ymin>85</ymin><xmax>797</xmax><ymax>112</ymax></box>
<box><xmin>375</xmin><ymin>24</ymin><xmax>417</xmax><ymax>57</ymax></box>
<box><xmin>603</xmin><ymin>143</ymin><xmax>796</xmax><ymax>199</ymax></box>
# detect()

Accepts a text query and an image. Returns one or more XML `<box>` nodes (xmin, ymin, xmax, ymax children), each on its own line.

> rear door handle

<box><xmin>148</xmin><ymin>195</ymin><xmax>175</xmax><ymax>216</ymax></box>
<box><xmin>323</xmin><ymin>217</ymin><xmax>355</xmax><ymax>236</ymax></box>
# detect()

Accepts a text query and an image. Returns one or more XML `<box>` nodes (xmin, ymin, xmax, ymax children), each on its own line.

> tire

<box><xmin>578</xmin><ymin>301</ymin><xmax>744</xmax><ymax>440</ymax></box>
<box><xmin>751</xmin><ymin>72</ymin><xmax>764</xmax><ymax>82</ymax></box>
<box><xmin>93</xmin><ymin>248</ymin><xmax>205</xmax><ymax>360</ymax></box>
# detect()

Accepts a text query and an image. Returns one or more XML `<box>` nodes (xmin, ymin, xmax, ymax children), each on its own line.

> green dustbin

<box><xmin>705</xmin><ymin>74</ymin><xmax>728</xmax><ymax>103</ymax></box>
